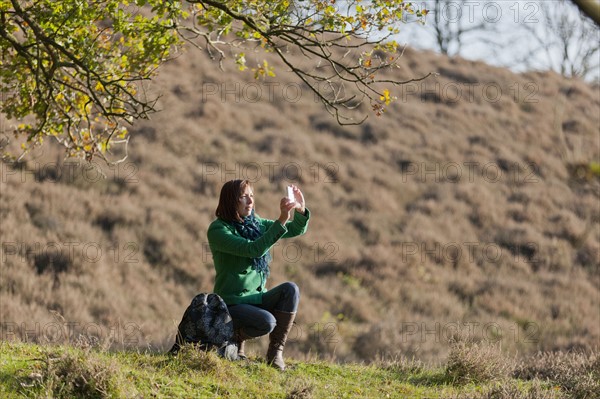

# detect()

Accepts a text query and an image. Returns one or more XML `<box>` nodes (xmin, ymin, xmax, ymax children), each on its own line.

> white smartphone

<box><xmin>287</xmin><ymin>185</ymin><xmax>294</xmax><ymax>201</ymax></box>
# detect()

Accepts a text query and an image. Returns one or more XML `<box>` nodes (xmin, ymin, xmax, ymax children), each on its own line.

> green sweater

<box><xmin>207</xmin><ymin>209</ymin><xmax>310</xmax><ymax>305</ymax></box>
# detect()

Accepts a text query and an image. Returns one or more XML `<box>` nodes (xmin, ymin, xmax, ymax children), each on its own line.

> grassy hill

<box><xmin>1</xmin><ymin>38</ymin><xmax>599</xmax><ymax>370</ymax></box>
<box><xmin>1</xmin><ymin>341</ymin><xmax>598</xmax><ymax>398</ymax></box>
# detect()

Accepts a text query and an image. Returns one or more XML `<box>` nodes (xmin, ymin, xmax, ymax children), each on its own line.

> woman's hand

<box><xmin>289</xmin><ymin>185</ymin><xmax>306</xmax><ymax>214</ymax></box>
<box><xmin>277</xmin><ymin>197</ymin><xmax>296</xmax><ymax>225</ymax></box>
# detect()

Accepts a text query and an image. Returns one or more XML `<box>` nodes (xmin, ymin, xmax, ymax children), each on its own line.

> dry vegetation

<box><xmin>1</xmin><ymin>41</ymin><xmax>599</xmax><ymax>368</ymax></box>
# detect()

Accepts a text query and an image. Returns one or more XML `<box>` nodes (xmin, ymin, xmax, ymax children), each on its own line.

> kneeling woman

<box><xmin>207</xmin><ymin>179</ymin><xmax>310</xmax><ymax>370</ymax></box>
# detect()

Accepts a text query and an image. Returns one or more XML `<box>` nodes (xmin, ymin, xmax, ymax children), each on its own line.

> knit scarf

<box><xmin>230</xmin><ymin>210</ymin><xmax>271</xmax><ymax>280</ymax></box>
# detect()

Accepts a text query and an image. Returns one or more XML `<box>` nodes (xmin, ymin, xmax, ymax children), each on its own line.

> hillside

<box><xmin>2</xmin><ymin>342</ymin><xmax>598</xmax><ymax>398</ymax></box>
<box><xmin>1</xmin><ymin>41</ymin><xmax>599</xmax><ymax>364</ymax></box>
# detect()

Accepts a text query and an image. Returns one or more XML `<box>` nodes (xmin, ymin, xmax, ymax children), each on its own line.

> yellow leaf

<box><xmin>236</xmin><ymin>53</ymin><xmax>247</xmax><ymax>71</ymax></box>
<box><xmin>380</xmin><ymin>89</ymin><xmax>392</xmax><ymax>105</ymax></box>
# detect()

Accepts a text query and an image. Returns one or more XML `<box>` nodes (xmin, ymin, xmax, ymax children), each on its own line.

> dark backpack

<box><xmin>169</xmin><ymin>293</ymin><xmax>237</xmax><ymax>359</ymax></box>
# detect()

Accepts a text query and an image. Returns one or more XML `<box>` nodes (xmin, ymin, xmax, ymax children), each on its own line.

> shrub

<box><xmin>513</xmin><ymin>351</ymin><xmax>600</xmax><ymax>399</ymax></box>
<box><xmin>174</xmin><ymin>344</ymin><xmax>227</xmax><ymax>376</ymax></box>
<box><xmin>38</xmin><ymin>348</ymin><xmax>121</xmax><ymax>399</ymax></box>
<box><xmin>445</xmin><ymin>339</ymin><xmax>511</xmax><ymax>385</ymax></box>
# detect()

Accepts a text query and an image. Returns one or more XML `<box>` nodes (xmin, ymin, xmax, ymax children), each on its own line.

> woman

<box><xmin>207</xmin><ymin>179</ymin><xmax>310</xmax><ymax>370</ymax></box>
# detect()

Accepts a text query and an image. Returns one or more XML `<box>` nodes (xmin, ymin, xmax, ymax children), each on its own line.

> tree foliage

<box><xmin>0</xmin><ymin>0</ymin><xmax>430</xmax><ymax>163</ymax></box>
<box><xmin>0</xmin><ymin>0</ymin><xmax>181</xmax><ymax>162</ymax></box>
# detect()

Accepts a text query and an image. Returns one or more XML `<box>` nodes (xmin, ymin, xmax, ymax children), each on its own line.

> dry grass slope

<box><xmin>1</xmin><ymin>43</ymin><xmax>599</xmax><ymax>364</ymax></box>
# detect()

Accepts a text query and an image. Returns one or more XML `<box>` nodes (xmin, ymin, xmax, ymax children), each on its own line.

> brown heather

<box><xmin>514</xmin><ymin>350</ymin><xmax>600</xmax><ymax>398</ymax></box>
<box><xmin>445</xmin><ymin>337</ymin><xmax>511</xmax><ymax>384</ymax></box>
<box><xmin>0</xmin><ymin>44</ymin><xmax>598</xmax><ymax>365</ymax></box>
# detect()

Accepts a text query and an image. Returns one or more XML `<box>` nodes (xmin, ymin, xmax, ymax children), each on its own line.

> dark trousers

<box><xmin>227</xmin><ymin>282</ymin><xmax>299</xmax><ymax>338</ymax></box>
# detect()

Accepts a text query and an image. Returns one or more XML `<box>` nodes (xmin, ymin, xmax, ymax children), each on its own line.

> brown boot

<box><xmin>266</xmin><ymin>310</ymin><xmax>296</xmax><ymax>371</ymax></box>
<box><xmin>233</xmin><ymin>328</ymin><xmax>251</xmax><ymax>360</ymax></box>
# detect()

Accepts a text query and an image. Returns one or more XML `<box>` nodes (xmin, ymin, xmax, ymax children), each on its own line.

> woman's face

<box><xmin>236</xmin><ymin>185</ymin><xmax>254</xmax><ymax>218</ymax></box>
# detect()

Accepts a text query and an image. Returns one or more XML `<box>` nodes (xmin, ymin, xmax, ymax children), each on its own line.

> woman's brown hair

<box><xmin>215</xmin><ymin>179</ymin><xmax>252</xmax><ymax>222</ymax></box>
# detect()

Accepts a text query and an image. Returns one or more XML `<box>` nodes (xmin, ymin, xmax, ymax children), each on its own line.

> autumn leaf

<box><xmin>236</xmin><ymin>53</ymin><xmax>248</xmax><ymax>71</ymax></box>
<box><xmin>380</xmin><ymin>89</ymin><xmax>391</xmax><ymax>105</ymax></box>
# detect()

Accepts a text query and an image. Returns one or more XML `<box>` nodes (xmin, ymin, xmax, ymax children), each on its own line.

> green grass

<box><xmin>0</xmin><ymin>342</ymin><xmax>571</xmax><ymax>399</ymax></box>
